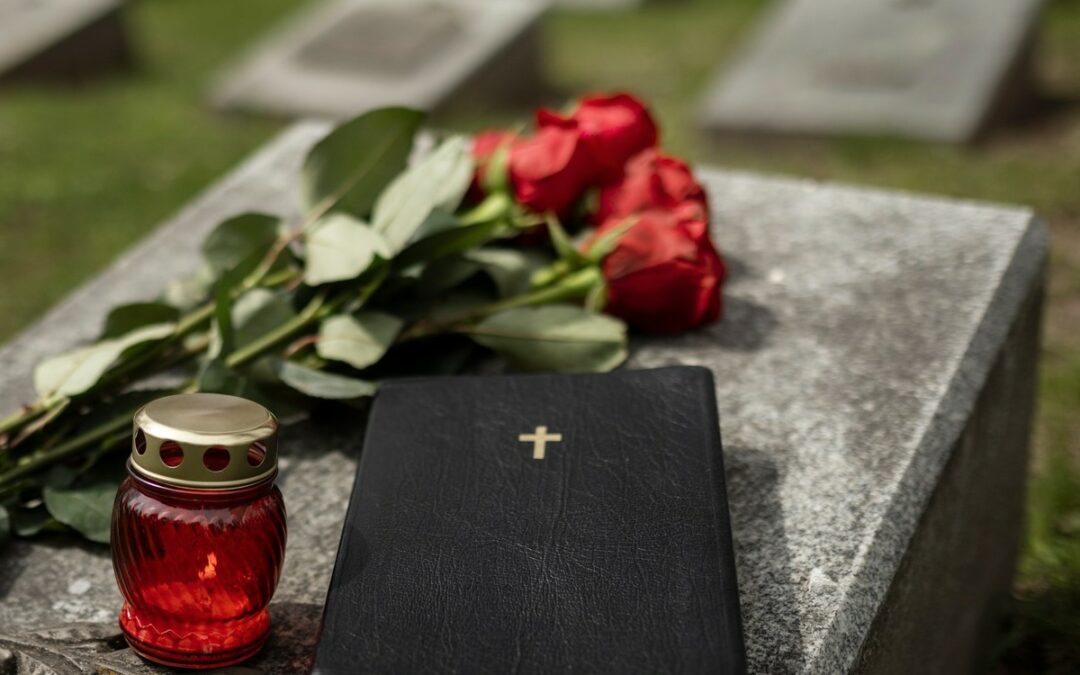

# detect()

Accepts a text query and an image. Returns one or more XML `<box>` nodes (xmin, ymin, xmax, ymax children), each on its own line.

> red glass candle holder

<box><xmin>111</xmin><ymin>393</ymin><xmax>287</xmax><ymax>669</ymax></box>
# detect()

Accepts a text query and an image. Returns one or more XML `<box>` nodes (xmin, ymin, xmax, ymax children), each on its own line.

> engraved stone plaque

<box><xmin>699</xmin><ymin>0</ymin><xmax>1045</xmax><ymax>143</ymax></box>
<box><xmin>294</xmin><ymin>5</ymin><xmax>462</xmax><ymax>78</ymax></box>
<box><xmin>212</xmin><ymin>0</ymin><xmax>546</xmax><ymax>120</ymax></box>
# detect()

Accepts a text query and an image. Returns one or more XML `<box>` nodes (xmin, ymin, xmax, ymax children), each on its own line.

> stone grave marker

<box><xmin>0</xmin><ymin>0</ymin><xmax>131</xmax><ymax>84</ymax></box>
<box><xmin>699</xmin><ymin>0</ymin><xmax>1045</xmax><ymax>143</ymax></box>
<box><xmin>212</xmin><ymin>0</ymin><xmax>547</xmax><ymax>120</ymax></box>
<box><xmin>0</xmin><ymin>122</ymin><xmax>1046</xmax><ymax>673</ymax></box>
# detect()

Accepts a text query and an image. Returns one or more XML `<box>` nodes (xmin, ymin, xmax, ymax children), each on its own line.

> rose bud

<box><xmin>598</xmin><ymin>209</ymin><xmax>726</xmax><ymax>335</ymax></box>
<box><xmin>469</xmin><ymin>130</ymin><xmax>516</xmax><ymax>207</ymax></box>
<box><xmin>538</xmin><ymin>93</ymin><xmax>659</xmax><ymax>183</ymax></box>
<box><xmin>596</xmin><ymin>148</ymin><xmax>708</xmax><ymax>224</ymax></box>
<box><xmin>472</xmin><ymin>121</ymin><xmax>595</xmax><ymax>216</ymax></box>
<box><xmin>471</xmin><ymin>130</ymin><xmax>516</xmax><ymax>194</ymax></box>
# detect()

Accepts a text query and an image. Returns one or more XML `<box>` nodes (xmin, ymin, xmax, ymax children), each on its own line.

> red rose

<box><xmin>596</xmin><ymin>149</ymin><xmax>707</xmax><ymax>224</ymax></box>
<box><xmin>471</xmin><ymin>121</ymin><xmax>594</xmax><ymax>216</ymax></box>
<box><xmin>538</xmin><ymin>93</ymin><xmax>659</xmax><ymax>183</ymax></box>
<box><xmin>598</xmin><ymin>209</ymin><xmax>725</xmax><ymax>334</ymax></box>
<box><xmin>510</xmin><ymin>118</ymin><xmax>595</xmax><ymax>215</ymax></box>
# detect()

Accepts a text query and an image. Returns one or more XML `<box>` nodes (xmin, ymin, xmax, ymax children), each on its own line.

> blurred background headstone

<box><xmin>699</xmin><ymin>0</ymin><xmax>1045</xmax><ymax>143</ymax></box>
<box><xmin>0</xmin><ymin>0</ymin><xmax>132</xmax><ymax>84</ymax></box>
<box><xmin>555</xmin><ymin>0</ymin><xmax>642</xmax><ymax>8</ymax></box>
<box><xmin>211</xmin><ymin>0</ymin><xmax>547</xmax><ymax>120</ymax></box>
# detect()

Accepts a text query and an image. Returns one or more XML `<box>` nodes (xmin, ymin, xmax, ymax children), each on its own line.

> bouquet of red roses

<box><xmin>471</xmin><ymin>93</ymin><xmax>726</xmax><ymax>335</ymax></box>
<box><xmin>0</xmin><ymin>93</ymin><xmax>725</xmax><ymax>544</ymax></box>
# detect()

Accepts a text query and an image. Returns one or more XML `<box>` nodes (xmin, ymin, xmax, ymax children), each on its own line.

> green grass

<box><xmin>1</xmin><ymin>0</ymin><xmax>1079</xmax><ymax>667</ymax></box>
<box><xmin>0</xmin><ymin>0</ymin><xmax>301</xmax><ymax>339</ymax></box>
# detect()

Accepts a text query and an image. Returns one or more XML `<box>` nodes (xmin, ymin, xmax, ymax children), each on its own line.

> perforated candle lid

<box><xmin>131</xmin><ymin>393</ymin><xmax>278</xmax><ymax>488</ymax></box>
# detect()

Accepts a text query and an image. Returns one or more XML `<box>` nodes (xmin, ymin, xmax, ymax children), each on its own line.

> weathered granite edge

<box><xmin>813</xmin><ymin>214</ymin><xmax>1047</xmax><ymax>674</ymax></box>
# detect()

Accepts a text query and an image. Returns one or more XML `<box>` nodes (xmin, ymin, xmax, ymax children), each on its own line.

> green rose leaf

<box><xmin>202</xmin><ymin>212</ymin><xmax>282</xmax><ymax>275</ymax></box>
<box><xmin>301</xmin><ymin>107</ymin><xmax>425</xmax><ymax>217</ymax></box>
<box><xmin>43</xmin><ymin>477</ymin><xmax>119</xmax><ymax>544</ymax></box>
<box><xmin>395</xmin><ymin>218</ymin><xmax>502</xmax><ymax>269</ymax></box>
<box><xmin>211</xmin><ymin>269</ymin><xmax>237</xmax><ymax>359</ymax></box>
<box><xmin>317</xmin><ymin>312</ymin><xmax>403</xmax><ymax>370</ymax></box>
<box><xmin>34</xmin><ymin>323</ymin><xmax>176</xmax><ymax>398</ymax></box>
<box><xmin>206</xmin><ymin>287</ymin><xmax>296</xmax><ymax>360</ymax></box>
<box><xmin>196</xmin><ymin>359</ymin><xmax>285</xmax><ymax>414</ymax></box>
<box><xmin>165</xmin><ymin>264</ymin><xmax>216</xmax><ymax>311</ymax></box>
<box><xmin>197</xmin><ymin>357</ymin><xmax>246</xmax><ymax>394</ymax></box>
<box><xmin>467</xmin><ymin>304</ymin><xmax>627</xmax><ymax>373</ymax></box>
<box><xmin>273</xmin><ymin>360</ymin><xmax>376</xmax><ymax>400</ymax></box>
<box><xmin>465</xmin><ymin>248</ymin><xmax>551</xmax><ymax>298</ymax></box>
<box><xmin>372</xmin><ymin>135</ymin><xmax>476</xmax><ymax>254</ymax></box>
<box><xmin>101</xmin><ymin>303</ymin><xmax>180</xmax><ymax>339</ymax></box>
<box><xmin>409</xmin><ymin>208</ymin><xmax>460</xmax><ymax>241</ymax></box>
<box><xmin>304</xmin><ymin>213</ymin><xmax>390</xmax><ymax>286</ymax></box>
<box><xmin>233</xmin><ymin>288</ymin><xmax>297</xmax><ymax>348</ymax></box>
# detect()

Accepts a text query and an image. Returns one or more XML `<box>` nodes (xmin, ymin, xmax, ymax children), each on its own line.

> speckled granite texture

<box><xmin>0</xmin><ymin>122</ymin><xmax>1047</xmax><ymax>674</ymax></box>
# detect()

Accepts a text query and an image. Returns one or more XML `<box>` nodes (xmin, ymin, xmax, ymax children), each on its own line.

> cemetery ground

<box><xmin>0</xmin><ymin>0</ymin><xmax>1077</xmax><ymax>670</ymax></box>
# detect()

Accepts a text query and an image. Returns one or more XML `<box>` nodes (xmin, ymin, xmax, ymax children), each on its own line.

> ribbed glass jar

<box><xmin>110</xmin><ymin>393</ymin><xmax>287</xmax><ymax>669</ymax></box>
<box><xmin>111</xmin><ymin>467</ymin><xmax>287</xmax><ymax>668</ymax></box>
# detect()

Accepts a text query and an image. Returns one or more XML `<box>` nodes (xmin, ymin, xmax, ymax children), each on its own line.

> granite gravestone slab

<box><xmin>0</xmin><ymin>122</ymin><xmax>1045</xmax><ymax>674</ymax></box>
<box><xmin>699</xmin><ymin>0</ymin><xmax>1045</xmax><ymax>143</ymax></box>
<box><xmin>0</xmin><ymin>0</ymin><xmax>131</xmax><ymax>84</ymax></box>
<box><xmin>212</xmin><ymin>0</ymin><xmax>546</xmax><ymax>120</ymax></box>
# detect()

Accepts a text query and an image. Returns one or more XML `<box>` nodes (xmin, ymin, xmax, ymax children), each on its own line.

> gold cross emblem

<box><xmin>518</xmin><ymin>425</ymin><xmax>562</xmax><ymax>460</ymax></box>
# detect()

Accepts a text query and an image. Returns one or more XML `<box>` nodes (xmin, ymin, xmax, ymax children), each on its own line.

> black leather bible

<box><xmin>313</xmin><ymin>367</ymin><xmax>746</xmax><ymax>674</ymax></box>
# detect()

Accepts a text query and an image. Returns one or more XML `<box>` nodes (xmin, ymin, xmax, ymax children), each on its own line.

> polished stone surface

<box><xmin>700</xmin><ymin>0</ymin><xmax>1045</xmax><ymax>143</ymax></box>
<box><xmin>0</xmin><ymin>121</ymin><xmax>1046</xmax><ymax>673</ymax></box>
<box><xmin>211</xmin><ymin>0</ymin><xmax>546</xmax><ymax>119</ymax></box>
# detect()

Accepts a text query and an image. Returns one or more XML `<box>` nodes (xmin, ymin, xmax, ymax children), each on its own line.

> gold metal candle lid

<box><xmin>131</xmin><ymin>393</ymin><xmax>278</xmax><ymax>489</ymax></box>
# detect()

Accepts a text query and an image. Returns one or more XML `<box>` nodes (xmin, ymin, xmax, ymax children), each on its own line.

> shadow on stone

<box><xmin>721</xmin><ymin>254</ymin><xmax>754</xmax><ymax>284</ymax></box>
<box><xmin>249</xmin><ymin>602</ymin><xmax>324</xmax><ymax>675</ymax></box>
<box><xmin>627</xmin><ymin>293</ymin><xmax>779</xmax><ymax>360</ymax></box>
<box><xmin>712</xmin><ymin>296</ymin><xmax>779</xmax><ymax>352</ymax></box>
<box><xmin>0</xmin><ymin>535</ymin><xmax>109</xmax><ymax>603</ymax></box>
<box><xmin>724</xmin><ymin>445</ymin><xmax>805</xmax><ymax>673</ymax></box>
